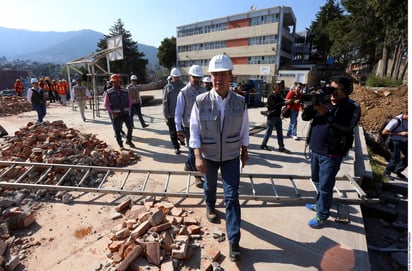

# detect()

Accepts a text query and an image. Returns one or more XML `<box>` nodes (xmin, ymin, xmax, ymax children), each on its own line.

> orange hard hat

<box><xmin>110</xmin><ymin>74</ymin><xmax>121</xmax><ymax>82</ymax></box>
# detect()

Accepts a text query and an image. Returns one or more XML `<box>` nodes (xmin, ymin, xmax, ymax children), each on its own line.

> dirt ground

<box><xmin>0</xmin><ymin>84</ymin><xmax>408</xmax><ymax>270</ymax></box>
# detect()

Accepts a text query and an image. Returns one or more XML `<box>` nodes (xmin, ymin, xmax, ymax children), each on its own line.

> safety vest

<box><xmin>14</xmin><ymin>82</ymin><xmax>23</xmax><ymax>93</ymax></box>
<box><xmin>180</xmin><ymin>84</ymin><xmax>206</xmax><ymax>127</ymax></box>
<box><xmin>106</xmin><ymin>88</ymin><xmax>130</xmax><ymax>113</ymax></box>
<box><xmin>73</xmin><ymin>85</ymin><xmax>88</xmax><ymax>101</ymax></box>
<box><xmin>196</xmin><ymin>91</ymin><xmax>246</xmax><ymax>162</ymax></box>
<box><xmin>127</xmin><ymin>84</ymin><xmax>142</xmax><ymax>104</ymax></box>
<box><xmin>57</xmin><ymin>83</ymin><xmax>66</xmax><ymax>95</ymax></box>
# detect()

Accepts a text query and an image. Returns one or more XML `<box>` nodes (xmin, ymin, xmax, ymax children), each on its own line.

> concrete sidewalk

<box><xmin>0</xmin><ymin>89</ymin><xmax>372</xmax><ymax>270</ymax></box>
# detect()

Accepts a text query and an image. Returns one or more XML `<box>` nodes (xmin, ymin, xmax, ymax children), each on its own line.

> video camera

<box><xmin>301</xmin><ymin>86</ymin><xmax>335</xmax><ymax>106</ymax></box>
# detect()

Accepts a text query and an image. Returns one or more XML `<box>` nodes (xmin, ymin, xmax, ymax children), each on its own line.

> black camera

<box><xmin>301</xmin><ymin>86</ymin><xmax>334</xmax><ymax>105</ymax></box>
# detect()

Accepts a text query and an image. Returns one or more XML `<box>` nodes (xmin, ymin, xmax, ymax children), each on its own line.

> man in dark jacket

<box><xmin>260</xmin><ymin>82</ymin><xmax>290</xmax><ymax>153</ymax></box>
<box><xmin>302</xmin><ymin>76</ymin><xmax>361</xmax><ymax>228</ymax></box>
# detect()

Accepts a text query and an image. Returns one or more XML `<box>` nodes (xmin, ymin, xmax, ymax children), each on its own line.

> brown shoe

<box><xmin>206</xmin><ymin>207</ymin><xmax>217</xmax><ymax>222</ymax></box>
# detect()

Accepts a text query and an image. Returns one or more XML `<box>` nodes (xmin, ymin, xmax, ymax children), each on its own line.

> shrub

<box><xmin>366</xmin><ymin>74</ymin><xmax>402</xmax><ymax>87</ymax></box>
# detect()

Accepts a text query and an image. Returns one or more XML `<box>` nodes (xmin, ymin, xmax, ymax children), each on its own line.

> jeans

<box><xmin>33</xmin><ymin>103</ymin><xmax>46</xmax><ymax>122</ymax></box>
<box><xmin>384</xmin><ymin>140</ymin><xmax>408</xmax><ymax>174</ymax></box>
<box><xmin>130</xmin><ymin>103</ymin><xmax>147</xmax><ymax>127</ymax></box>
<box><xmin>287</xmin><ymin>110</ymin><xmax>299</xmax><ymax>137</ymax></box>
<box><xmin>261</xmin><ymin>116</ymin><xmax>284</xmax><ymax>148</ymax></box>
<box><xmin>184</xmin><ymin>126</ymin><xmax>196</xmax><ymax>171</ymax></box>
<box><xmin>204</xmin><ymin>158</ymin><xmax>241</xmax><ymax>244</ymax></box>
<box><xmin>310</xmin><ymin>152</ymin><xmax>343</xmax><ymax>221</ymax></box>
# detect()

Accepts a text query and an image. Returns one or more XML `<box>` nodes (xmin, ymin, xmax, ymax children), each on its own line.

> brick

<box><xmin>115</xmin><ymin>198</ymin><xmax>132</xmax><ymax>213</ymax></box>
<box><xmin>149</xmin><ymin>209</ymin><xmax>166</xmax><ymax>226</ymax></box>
<box><xmin>115</xmin><ymin>228</ymin><xmax>131</xmax><ymax>240</ymax></box>
<box><xmin>0</xmin><ymin>240</ymin><xmax>6</xmax><ymax>256</ymax></box>
<box><xmin>200</xmin><ymin>259</ymin><xmax>213</xmax><ymax>271</ymax></box>
<box><xmin>150</xmin><ymin>222</ymin><xmax>171</xmax><ymax>233</ymax></box>
<box><xmin>171</xmin><ymin>235</ymin><xmax>189</xmax><ymax>260</ymax></box>
<box><xmin>187</xmin><ymin>224</ymin><xmax>201</xmax><ymax>235</ymax></box>
<box><xmin>145</xmin><ymin>242</ymin><xmax>160</xmax><ymax>266</ymax></box>
<box><xmin>160</xmin><ymin>259</ymin><xmax>174</xmax><ymax>271</ymax></box>
<box><xmin>169</xmin><ymin>207</ymin><xmax>183</xmax><ymax>217</ymax></box>
<box><xmin>206</xmin><ymin>248</ymin><xmax>221</xmax><ymax>262</ymax></box>
<box><xmin>138</xmin><ymin>211</ymin><xmax>152</xmax><ymax>223</ymax></box>
<box><xmin>160</xmin><ymin>231</ymin><xmax>174</xmax><ymax>252</ymax></box>
<box><xmin>131</xmin><ymin>220</ymin><xmax>151</xmax><ymax>239</ymax></box>
<box><xmin>165</xmin><ymin>215</ymin><xmax>177</xmax><ymax>225</ymax></box>
<box><xmin>183</xmin><ymin>216</ymin><xmax>197</xmax><ymax>226</ymax></box>
<box><xmin>108</xmin><ymin>240</ymin><xmax>124</xmax><ymax>253</ymax></box>
<box><xmin>5</xmin><ymin>255</ymin><xmax>19</xmax><ymax>271</ymax></box>
<box><xmin>115</xmin><ymin>244</ymin><xmax>143</xmax><ymax>271</ymax></box>
<box><xmin>126</xmin><ymin>205</ymin><xmax>146</xmax><ymax>220</ymax></box>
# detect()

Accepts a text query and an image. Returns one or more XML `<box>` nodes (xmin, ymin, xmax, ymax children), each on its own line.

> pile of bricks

<box><xmin>107</xmin><ymin>197</ymin><xmax>223</xmax><ymax>271</ymax></box>
<box><xmin>0</xmin><ymin>120</ymin><xmax>139</xmax><ymax>169</ymax></box>
<box><xmin>0</xmin><ymin>96</ymin><xmax>33</xmax><ymax>117</ymax></box>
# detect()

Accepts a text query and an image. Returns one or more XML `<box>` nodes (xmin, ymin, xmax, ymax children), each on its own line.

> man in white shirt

<box><xmin>189</xmin><ymin>54</ymin><xmax>249</xmax><ymax>262</ymax></box>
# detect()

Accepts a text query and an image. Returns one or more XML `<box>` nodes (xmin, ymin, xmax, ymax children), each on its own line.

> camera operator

<box><xmin>285</xmin><ymin>82</ymin><xmax>303</xmax><ymax>140</ymax></box>
<box><xmin>301</xmin><ymin>76</ymin><xmax>361</xmax><ymax>228</ymax></box>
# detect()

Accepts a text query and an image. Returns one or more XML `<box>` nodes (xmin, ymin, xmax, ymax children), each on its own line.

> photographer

<box><xmin>285</xmin><ymin>82</ymin><xmax>303</xmax><ymax>140</ymax></box>
<box><xmin>301</xmin><ymin>76</ymin><xmax>361</xmax><ymax>228</ymax></box>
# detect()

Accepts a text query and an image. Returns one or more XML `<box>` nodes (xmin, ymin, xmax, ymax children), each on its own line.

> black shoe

<box><xmin>395</xmin><ymin>172</ymin><xmax>407</xmax><ymax>180</ymax></box>
<box><xmin>119</xmin><ymin>143</ymin><xmax>124</xmax><ymax>149</ymax></box>
<box><xmin>229</xmin><ymin>243</ymin><xmax>240</xmax><ymax>262</ymax></box>
<box><xmin>195</xmin><ymin>177</ymin><xmax>203</xmax><ymax>188</ymax></box>
<box><xmin>126</xmin><ymin>141</ymin><xmax>136</xmax><ymax>148</ymax></box>
<box><xmin>206</xmin><ymin>207</ymin><xmax>217</xmax><ymax>222</ymax></box>
<box><xmin>260</xmin><ymin>145</ymin><xmax>271</xmax><ymax>151</ymax></box>
<box><xmin>174</xmin><ymin>148</ymin><xmax>181</xmax><ymax>155</ymax></box>
<box><xmin>279</xmin><ymin>147</ymin><xmax>291</xmax><ymax>153</ymax></box>
<box><xmin>143</xmin><ymin>124</ymin><xmax>149</xmax><ymax>128</ymax></box>
<box><xmin>179</xmin><ymin>139</ymin><xmax>186</xmax><ymax>146</ymax></box>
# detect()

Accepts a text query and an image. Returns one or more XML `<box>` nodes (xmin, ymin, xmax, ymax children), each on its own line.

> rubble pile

<box><xmin>0</xmin><ymin>96</ymin><xmax>33</xmax><ymax>117</ymax></box>
<box><xmin>0</xmin><ymin>120</ymin><xmax>139</xmax><ymax>168</ymax></box>
<box><xmin>105</xmin><ymin>197</ymin><xmax>223</xmax><ymax>271</ymax></box>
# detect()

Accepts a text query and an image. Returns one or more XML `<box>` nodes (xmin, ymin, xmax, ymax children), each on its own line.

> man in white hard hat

<box><xmin>202</xmin><ymin>76</ymin><xmax>212</xmax><ymax>91</ymax></box>
<box><xmin>128</xmin><ymin>75</ymin><xmax>149</xmax><ymax>128</ymax></box>
<box><xmin>163</xmin><ymin>68</ymin><xmax>185</xmax><ymax>154</ymax></box>
<box><xmin>175</xmin><ymin>64</ymin><xmax>206</xmax><ymax>187</ymax></box>
<box><xmin>189</xmin><ymin>54</ymin><xmax>249</xmax><ymax>262</ymax></box>
<box><xmin>27</xmin><ymin>78</ymin><xmax>47</xmax><ymax>123</ymax></box>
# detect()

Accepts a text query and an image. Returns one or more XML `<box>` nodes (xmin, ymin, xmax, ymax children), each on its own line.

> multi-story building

<box><xmin>176</xmin><ymin>6</ymin><xmax>296</xmax><ymax>86</ymax></box>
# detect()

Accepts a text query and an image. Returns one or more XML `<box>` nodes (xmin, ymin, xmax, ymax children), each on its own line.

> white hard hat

<box><xmin>130</xmin><ymin>75</ymin><xmax>138</xmax><ymax>80</ymax></box>
<box><xmin>202</xmin><ymin>76</ymin><xmax>212</xmax><ymax>83</ymax></box>
<box><xmin>30</xmin><ymin>78</ymin><xmax>39</xmax><ymax>83</ymax></box>
<box><xmin>208</xmin><ymin>54</ymin><xmax>233</xmax><ymax>72</ymax></box>
<box><xmin>170</xmin><ymin>68</ymin><xmax>181</xmax><ymax>77</ymax></box>
<box><xmin>189</xmin><ymin>65</ymin><xmax>204</xmax><ymax>77</ymax></box>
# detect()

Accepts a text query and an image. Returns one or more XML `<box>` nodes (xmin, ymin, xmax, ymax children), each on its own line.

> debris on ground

<box><xmin>0</xmin><ymin>120</ymin><xmax>139</xmax><ymax>168</ymax></box>
<box><xmin>105</xmin><ymin>197</ymin><xmax>224</xmax><ymax>271</ymax></box>
<box><xmin>0</xmin><ymin>96</ymin><xmax>33</xmax><ymax>117</ymax></box>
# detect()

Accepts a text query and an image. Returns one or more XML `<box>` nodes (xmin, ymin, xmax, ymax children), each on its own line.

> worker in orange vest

<box><xmin>51</xmin><ymin>79</ymin><xmax>60</xmax><ymax>104</ymax></box>
<box><xmin>14</xmin><ymin>79</ymin><xmax>24</xmax><ymax>96</ymax></box>
<box><xmin>57</xmin><ymin>80</ymin><xmax>67</xmax><ymax>106</ymax></box>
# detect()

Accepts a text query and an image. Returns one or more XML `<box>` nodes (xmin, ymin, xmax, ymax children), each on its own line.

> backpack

<box><xmin>378</xmin><ymin>116</ymin><xmax>402</xmax><ymax>149</ymax></box>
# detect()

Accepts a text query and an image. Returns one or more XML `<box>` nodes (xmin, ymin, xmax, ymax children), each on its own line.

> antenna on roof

<box><xmin>250</xmin><ymin>5</ymin><xmax>256</xmax><ymax>11</ymax></box>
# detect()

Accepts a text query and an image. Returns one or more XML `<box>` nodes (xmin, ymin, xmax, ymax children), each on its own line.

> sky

<box><xmin>0</xmin><ymin>0</ymin><xmax>327</xmax><ymax>48</ymax></box>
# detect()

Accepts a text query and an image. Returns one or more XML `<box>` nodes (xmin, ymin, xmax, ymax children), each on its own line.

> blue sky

<box><xmin>0</xmin><ymin>0</ymin><xmax>327</xmax><ymax>47</ymax></box>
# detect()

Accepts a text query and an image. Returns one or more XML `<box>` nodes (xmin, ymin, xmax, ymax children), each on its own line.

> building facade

<box><xmin>176</xmin><ymin>6</ymin><xmax>296</xmax><ymax>85</ymax></box>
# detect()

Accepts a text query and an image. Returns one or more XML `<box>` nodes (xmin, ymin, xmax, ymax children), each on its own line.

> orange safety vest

<box><xmin>57</xmin><ymin>83</ymin><xmax>66</xmax><ymax>95</ymax></box>
<box><xmin>14</xmin><ymin>82</ymin><xmax>23</xmax><ymax>93</ymax></box>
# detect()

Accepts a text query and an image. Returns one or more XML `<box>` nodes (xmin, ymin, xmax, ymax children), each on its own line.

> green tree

<box><xmin>96</xmin><ymin>19</ymin><xmax>148</xmax><ymax>83</ymax></box>
<box><xmin>308</xmin><ymin>0</ymin><xmax>344</xmax><ymax>63</ymax></box>
<box><xmin>157</xmin><ymin>37</ymin><xmax>176</xmax><ymax>70</ymax></box>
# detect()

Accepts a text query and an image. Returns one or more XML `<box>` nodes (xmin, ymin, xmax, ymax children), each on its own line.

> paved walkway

<box><xmin>0</xmin><ymin>89</ymin><xmax>373</xmax><ymax>270</ymax></box>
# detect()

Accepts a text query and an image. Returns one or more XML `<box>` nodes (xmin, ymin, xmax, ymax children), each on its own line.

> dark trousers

<box><xmin>166</xmin><ymin>118</ymin><xmax>180</xmax><ymax>150</ymax></box>
<box><xmin>112</xmin><ymin>112</ymin><xmax>133</xmax><ymax>145</ymax></box>
<box><xmin>130</xmin><ymin>103</ymin><xmax>147</xmax><ymax>127</ymax></box>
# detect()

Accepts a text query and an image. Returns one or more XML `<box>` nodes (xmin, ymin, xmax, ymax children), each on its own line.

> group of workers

<box><xmin>22</xmin><ymin>53</ymin><xmax>405</xmax><ymax>265</ymax></box>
